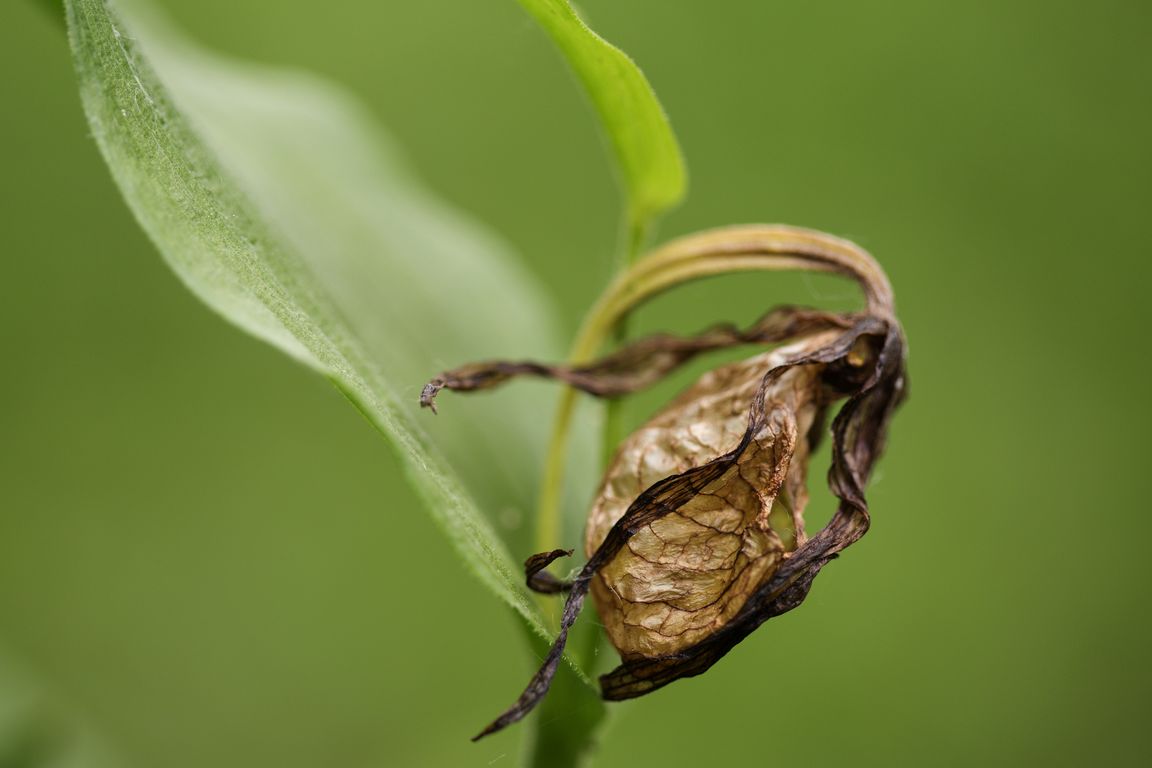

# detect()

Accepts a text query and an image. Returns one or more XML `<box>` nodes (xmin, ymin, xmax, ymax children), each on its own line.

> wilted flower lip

<box><xmin>419</xmin><ymin>226</ymin><xmax>907</xmax><ymax>740</ymax></box>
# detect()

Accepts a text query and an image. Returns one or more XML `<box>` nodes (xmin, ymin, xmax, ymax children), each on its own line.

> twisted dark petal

<box><xmin>524</xmin><ymin>548</ymin><xmax>575</xmax><ymax>594</ymax></box>
<box><xmin>472</xmin><ymin>572</ymin><xmax>594</xmax><ymax>741</ymax></box>
<box><xmin>419</xmin><ymin>306</ymin><xmax>856</xmax><ymax>411</ymax></box>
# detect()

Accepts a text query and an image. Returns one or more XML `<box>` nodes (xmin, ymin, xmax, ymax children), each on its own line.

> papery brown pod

<box><xmin>420</xmin><ymin>225</ymin><xmax>907</xmax><ymax>739</ymax></box>
<box><xmin>585</xmin><ymin>331</ymin><xmax>841</xmax><ymax>661</ymax></box>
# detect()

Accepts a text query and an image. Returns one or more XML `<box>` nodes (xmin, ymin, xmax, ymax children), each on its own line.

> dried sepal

<box><xmin>419</xmin><ymin>306</ymin><xmax>855</xmax><ymax>412</ymax></box>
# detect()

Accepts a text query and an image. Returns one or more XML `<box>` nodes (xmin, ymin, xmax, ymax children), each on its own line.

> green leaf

<box><xmin>517</xmin><ymin>0</ymin><xmax>687</xmax><ymax>234</ymax></box>
<box><xmin>64</xmin><ymin>0</ymin><xmax>577</xmax><ymax>641</ymax></box>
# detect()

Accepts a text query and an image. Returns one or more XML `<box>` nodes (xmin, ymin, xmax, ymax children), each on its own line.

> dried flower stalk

<box><xmin>420</xmin><ymin>225</ymin><xmax>907</xmax><ymax>740</ymax></box>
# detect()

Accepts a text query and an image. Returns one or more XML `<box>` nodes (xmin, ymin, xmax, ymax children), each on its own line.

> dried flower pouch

<box><xmin>420</xmin><ymin>225</ymin><xmax>907</xmax><ymax>739</ymax></box>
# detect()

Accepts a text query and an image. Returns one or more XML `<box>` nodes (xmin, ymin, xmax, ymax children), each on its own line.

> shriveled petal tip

<box><xmin>418</xmin><ymin>382</ymin><xmax>440</xmax><ymax>413</ymax></box>
<box><xmin>472</xmin><ymin>566</ymin><xmax>595</xmax><ymax>741</ymax></box>
<box><xmin>525</xmin><ymin>548</ymin><xmax>575</xmax><ymax>594</ymax></box>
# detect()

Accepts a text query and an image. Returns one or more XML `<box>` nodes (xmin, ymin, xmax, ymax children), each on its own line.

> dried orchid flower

<box><xmin>420</xmin><ymin>225</ymin><xmax>907</xmax><ymax>740</ymax></box>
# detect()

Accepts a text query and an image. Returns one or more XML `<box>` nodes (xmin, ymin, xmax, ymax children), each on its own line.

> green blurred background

<box><xmin>2</xmin><ymin>0</ymin><xmax>1150</xmax><ymax>766</ymax></box>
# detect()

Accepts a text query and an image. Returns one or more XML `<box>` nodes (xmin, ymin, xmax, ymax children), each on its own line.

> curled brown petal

<box><xmin>524</xmin><ymin>548</ymin><xmax>574</xmax><ymax>594</ymax></box>
<box><xmin>420</xmin><ymin>306</ymin><xmax>855</xmax><ymax>412</ymax></box>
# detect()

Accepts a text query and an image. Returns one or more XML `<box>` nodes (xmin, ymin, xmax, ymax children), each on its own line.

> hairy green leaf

<box><xmin>65</xmin><ymin>0</ymin><xmax>576</xmax><ymax>640</ymax></box>
<box><xmin>518</xmin><ymin>0</ymin><xmax>687</xmax><ymax>233</ymax></box>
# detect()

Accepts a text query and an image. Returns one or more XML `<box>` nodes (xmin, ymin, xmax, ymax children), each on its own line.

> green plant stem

<box><xmin>624</xmin><ymin>210</ymin><xmax>650</xmax><ymax>271</ymax></box>
<box><xmin>534</xmin><ymin>386</ymin><xmax>579</xmax><ymax>567</ymax></box>
<box><xmin>599</xmin><ymin>331</ymin><xmax>627</xmax><ymax>468</ymax></box>
<box><xmin>532</xmin><ymin>211</ymin><xmax>649</xmax><ymax>566</ymax></box>
<box><xmin>600</xmin><ymin>212</ymin><xmax>647</xmax><ymax>476</ymax></box>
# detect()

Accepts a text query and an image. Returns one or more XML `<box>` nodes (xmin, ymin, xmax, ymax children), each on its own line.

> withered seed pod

<box><xmin>588</xmin><ymin>330</ymin><xmax>848</xmax><ymax>660</ymax></box>
<box><xmin>420</xmin><ymin>225</ymin><xmax>907</xmax><ymax>740</ymax></box>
